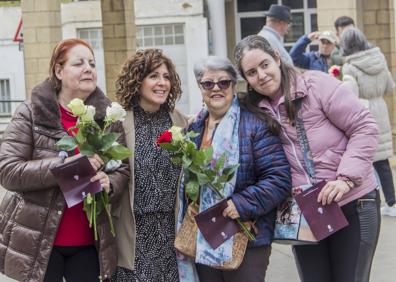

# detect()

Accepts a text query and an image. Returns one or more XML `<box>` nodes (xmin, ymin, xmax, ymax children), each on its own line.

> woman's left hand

<box><xmin>90</xmin><ymin>171</ymin><xmax>111</xmax><ymax>193</ymax></box>
<box><xmin>222</xmin><ymin>200</ymin><xmax>240</xmax><ymax>219</ymax></box>
<box><xmin>317</xmin><ymin>180</ymin><xmax>351</xmax><ymax>205</ymax></box>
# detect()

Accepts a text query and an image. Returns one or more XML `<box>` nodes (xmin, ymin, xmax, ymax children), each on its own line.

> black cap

<box><xmin>265</xmin><ymin>5</ymin><xmax>291</xmax><ymax>23</ymax></box>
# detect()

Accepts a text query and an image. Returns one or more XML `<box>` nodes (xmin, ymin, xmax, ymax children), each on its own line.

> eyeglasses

<box><xmin>199</xmin><ymin>80</ymin><xmax>233</xmax><ymax>90</ymax></box>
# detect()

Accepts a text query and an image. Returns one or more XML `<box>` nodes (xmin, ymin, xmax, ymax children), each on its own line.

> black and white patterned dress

<box><xmin>111</xmin><ymin>106</ymin><xmax>180</xmax><ymax>282</ymax></box>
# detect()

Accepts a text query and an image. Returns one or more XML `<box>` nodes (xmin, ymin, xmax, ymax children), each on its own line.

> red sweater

<box><xmin>54</xmin><ymin>105</ymin><xmax>94</xmax><ymax>246</ymax></box>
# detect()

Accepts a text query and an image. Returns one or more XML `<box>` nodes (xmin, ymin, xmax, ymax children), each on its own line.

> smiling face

<box><xmin>55</xmin><ymin>44</ymin><xmax>97</xmax><ymax>99</ymax></box>
<box><xmin>240</xmin><ymin>48</ymin><xmax>281</xmax><ymax>99</ymax></box>
<box><xmin>139</xmin><ymin>63</ymin><xmax>171</xmax><ymax>112</ymax></box>
<box><xmin>199</xmin><ymin>69</ymin><xmax>235</xmax><ymax>115</ymax></box>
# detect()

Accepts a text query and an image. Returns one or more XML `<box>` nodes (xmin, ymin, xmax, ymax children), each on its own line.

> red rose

<box><xmin>156</xmin><ymin>130</ymin><xmax>172</xmax><ymax>145</ymax></box>
<box><xmin>331</xmin><ymin>66</ymin><xmax>340</xmax><ymax>77</ymax></box>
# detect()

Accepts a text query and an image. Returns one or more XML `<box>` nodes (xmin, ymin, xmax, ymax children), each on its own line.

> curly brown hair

<box><xmin>116</xmin><ymin>48</ymin><xmax>182</xmax><ymax>111</ymax></box>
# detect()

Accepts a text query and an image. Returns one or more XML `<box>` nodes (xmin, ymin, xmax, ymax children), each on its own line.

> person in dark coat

<box><xmin>0</xmin><ymin>38</ymin><xmax>129</xmax><ymax>282</ymax></box>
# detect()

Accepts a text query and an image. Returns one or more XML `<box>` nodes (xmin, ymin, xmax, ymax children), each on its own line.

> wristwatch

<box><xmin>337</xmin><ymin>176</ymin><xmax>355</xmax><ymax>189</ymax></box>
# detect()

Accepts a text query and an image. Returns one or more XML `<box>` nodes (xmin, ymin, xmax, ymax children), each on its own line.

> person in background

<box><xmin>189</xmin><ymin>55</ymin><xmax>291</xmax><ymax>282</ymax></box>
<box><xmin>335</xmin><ymin>16</ymin><xmax>355</xmax><ymax>39</ymax></box>
<box><xmin>340</xmin><ymin>27</ymin><xmax>396</xmax><ymax>217</ymax></box>
<box><xmin>0</xmin><ymin>38</ymin><xmax>129</xmax><ymax>282</ymax></box>
<box><xmin>111</xmin><ymin>48</ymin><xmax>188</xmax><ymax>282</ymax></box>
<box><xmin>235</xmin><ymin>35</ymin><xmax>380</xmax><ymax>282</ymax></box>
<box><xmin>258</xmin><ymin>4</ymin><xmax>293</xmax><ymax>65</ymax></box>
<box><xmin>331</xmin><ymin>16</ymin><xmax>355</xmax><ymax>65</ymax></box>
<box><xmin>289</xmin><ymin>31</ymin><xmax>337</xmax><ymax>72</ymax></box>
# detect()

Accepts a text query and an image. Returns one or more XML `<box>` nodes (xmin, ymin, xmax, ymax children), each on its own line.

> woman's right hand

<box><xmin>65</xmin><ymin>153</ymin><xmax>104</xmax><ymax>171</ymax></box>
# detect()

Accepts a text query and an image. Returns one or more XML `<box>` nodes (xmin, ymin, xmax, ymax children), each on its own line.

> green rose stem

<box><xmin>101</xmin><ymin>192</ymin><xmax>115</xmax><ymax>236</ymax></box>
<box><xmin>206</xmin><ymin>183</ymin><xmax>256</xmax><ymax>241</ymax></box>
<box><xmin>93</xmin><ymin>195</ymin><xmax>98</xmax><ymax>241</ymax></box>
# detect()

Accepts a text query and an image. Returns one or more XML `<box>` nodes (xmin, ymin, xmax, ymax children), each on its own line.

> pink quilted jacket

<box><xmin>259</xmin><ymin>70</ymin><xmax>379</xmax><ymax>206</ymax></box>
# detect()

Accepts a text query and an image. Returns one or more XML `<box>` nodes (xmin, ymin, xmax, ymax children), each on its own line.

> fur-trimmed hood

<box><xmin>31</xmin><ymin>79</ymin><xmax>111</xmax><ymax>130</ymax></box>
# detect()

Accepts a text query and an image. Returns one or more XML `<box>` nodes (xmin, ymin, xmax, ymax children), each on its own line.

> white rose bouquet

<box><xmin>56</xmin><ymin>98</ymin><xmax>131</xmax><ymax>240</ymax></box>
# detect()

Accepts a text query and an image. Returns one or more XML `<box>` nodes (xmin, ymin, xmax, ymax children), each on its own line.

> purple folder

<box><xmin>50</xmin><ymin>155</ymin><xmax>102</xmax><ymax>208</ymax></box>
<box><xmin>194</xmin><ymin>199</ymin><xmax>241</xmax><ymax>249</ymax></box>
<box><xmin>295</xmin><ymin>180</ymin><xmax>349</xmax><ymax>241</ymax></box>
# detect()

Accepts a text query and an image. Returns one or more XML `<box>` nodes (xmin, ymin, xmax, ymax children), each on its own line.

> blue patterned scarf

<box><xmin>195</xmin><ymin>97</ymin><xmax>240</xmax><ymax>266</ymax></box>
<box><xmin>176</xmin><ymin>97</ymin><xmax>240</xmax><ymax>279</ymax></box>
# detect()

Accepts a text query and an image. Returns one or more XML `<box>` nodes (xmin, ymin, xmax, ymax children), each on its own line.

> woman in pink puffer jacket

<box><xmin>234</xmin><ymin>35</ymin><xmax>380</xmax><ymax>282</ymax></box>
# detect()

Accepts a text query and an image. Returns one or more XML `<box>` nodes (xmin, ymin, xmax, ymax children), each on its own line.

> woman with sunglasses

<box><xmin>185</xmin><ymin>56</ymin><xmax>291</xmax><ymax>281</ymax></box>
<box><xmin>110</xmin><ymin>49</ymin><xmax>188</xmax><ymax>282</ymax></box>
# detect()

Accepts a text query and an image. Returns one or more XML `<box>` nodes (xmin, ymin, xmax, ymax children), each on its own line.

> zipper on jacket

<box><xmin>267</xmin><ymin>105</ymin><xmax>311</xmax><ymax>185</ymax></box>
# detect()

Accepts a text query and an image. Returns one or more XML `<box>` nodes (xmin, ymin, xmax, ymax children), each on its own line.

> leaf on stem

<box><xmin>197</xmin><ymin>173</ymin><xmax>210</xmax><ymax>186</ymax></box>
<box><xmin>185</xmin><ymin>142</ymin><xmax>196</xmax><ymax>155</ymax></box>
<box><xmin>193</xmin><ymin>150</ymin><xmax>207</xmax><ymax>166</ymax></box>
<box><xmin>186</xmin><ymin>131</ymin><xmax>200</xmax><ymax>139</ymax></box>
<box><xmin>79</xmin><ymin>143</ymin><xmax>96</xmax><ymax>156</ymax></box>
<box><xmin>107</xmin><ymin>144</ymin><xmax>132</xmax><ymax>160</ymax></box>
<box><xmin>185</xmin><ymin>180</ymin><xmax>200</xmax><ymax>203</ymax></box>
<box><xmin>215</xmin><ymin>154</ymin><xmax>226</xmax><ymax>172</ymax></box>
<box><xmin>182</xmin><ymin>154</ymin><xmax>192</xmax><ymax>168</ymax></box>
<box><xmin>223</xmin><ymin>164</ymin><xmax>239</xmax><ymax>181</ymax></box>
<box><xmin>100</xmin><ymin>132</ymin><xmax>120</xmax><ymax>152</ymax></box>
<box><xmin>159</xmin><ymin>143</ymin><xmax>179</xmax><ymax>152</ymax></box>
<box><xmin>56</xmin><ymin>136</ymin><xmax>78</xmax><ymax>151</ymax></box>
<box><xmin>203</xmin><ymin>146</ymin><xmax>213</xmax><ymax>161</ymax></box>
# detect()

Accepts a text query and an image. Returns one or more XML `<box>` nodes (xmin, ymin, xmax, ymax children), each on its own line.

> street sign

<box><xmin>13</xmin><ymin>19</ymin><xmax>23</xmax><ymax>43</ymax></box>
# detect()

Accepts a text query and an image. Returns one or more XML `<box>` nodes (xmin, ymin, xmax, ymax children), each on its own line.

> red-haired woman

<box><xmin>0</xmin><ymin>38</ymin><xmax>129</xmax><ymax>281</ymax></box>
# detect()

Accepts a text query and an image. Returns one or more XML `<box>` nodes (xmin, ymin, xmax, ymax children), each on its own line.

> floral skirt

<box><xmin>111</xmin><ymin>211</ymin><xmax>179</xmax><ymax>282</ymax></box>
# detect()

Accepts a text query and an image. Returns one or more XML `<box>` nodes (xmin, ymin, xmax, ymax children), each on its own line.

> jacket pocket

<box><xmin>0</xmin><ymin>192</ymin><xmax>22</xmax><ymax>236</ymax></box>
<box><xmin>0</xmin><ymin>192</ymin><xmax>22</xmax><ymax>273</ymax></box>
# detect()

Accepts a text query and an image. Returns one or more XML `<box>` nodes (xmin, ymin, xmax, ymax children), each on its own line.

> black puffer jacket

<box><xmin>0</xmin><ymin>80</ymin><xmax>129</xmax><ymax>281</ymax></box>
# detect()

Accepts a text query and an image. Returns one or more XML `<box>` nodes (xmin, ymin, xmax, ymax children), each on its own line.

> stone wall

<box><xmin>21</xmin><ymin>0</ymin><xmax>62</xmax><ymax>98</ymax></box>
<box><xmin>101</xmin><ymin>0</ymin><xmax>136</xmax><ymax>100</ymax></box>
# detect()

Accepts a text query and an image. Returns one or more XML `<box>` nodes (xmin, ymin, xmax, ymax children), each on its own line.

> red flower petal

<box><xmin>333</xmin><ymin>68</ymin><xmax>340</xmax><ymax>77</ymax></box>
<box><xmin>156</xmin><ymin>130</ymin><xmax>172</xmax><ymax>145</ymax></box>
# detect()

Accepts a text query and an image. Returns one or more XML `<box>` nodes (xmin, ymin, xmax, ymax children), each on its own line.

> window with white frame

<box><xmin>235</xmin><ymin>0</ymin><xmax>317</xmax><ymax>51</ymax></box>
<box><xmin>135</xmin><ymin>23</ymin><xmax>189</xmax><ymax>113</ymax></box>
<box><xmin>136</xmin><ymin>23</ymin><xmax>185</xmax><ymax>48</ymax></box>
<box><xmin>77</xmin><ymin>28</ymin><xmax>103</xmax><ymax>50</ymax></box>
<box><xmin>0</xmin><ymin>79</ymin><xmax>11</xmax><ymax>116</ymax></box>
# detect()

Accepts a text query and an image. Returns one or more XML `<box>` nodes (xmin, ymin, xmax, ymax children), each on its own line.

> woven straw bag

<box><xmin>174</xmin><ymin>203</ymin><xmax>249</xmax><ymax>270</ymax></box>
<box><xmin>174</xmin><ymin>203</ymin><xmax>199</xmax><ymax>258</ymax></box>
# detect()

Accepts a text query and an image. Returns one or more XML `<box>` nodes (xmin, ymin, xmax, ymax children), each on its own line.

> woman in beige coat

<box><xmin>341</xmin><ymin>28</ymin><xmax>396</xmax><ymax>217</ymax></box>
<box><xmin>111</xmin><ymin>49</ymin><xmax>188</xmax><ymax>282</ymax></box>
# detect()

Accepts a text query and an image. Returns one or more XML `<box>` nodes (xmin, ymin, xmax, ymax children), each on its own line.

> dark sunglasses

<box><xmin>199</xmin><ymin>80</ymin><xmax>233</xmax><ymax>90</ymax></box>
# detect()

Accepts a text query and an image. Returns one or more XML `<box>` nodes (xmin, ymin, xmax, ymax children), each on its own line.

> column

<box><xmin>21</xmin><ymin>0</ymin><xmax>62</xmax><ymax>98</ymax></box>
<box><xmin>101</xmin><ymin>0</ymin><xmax>136</xmax><ymax>101</ymax></box>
